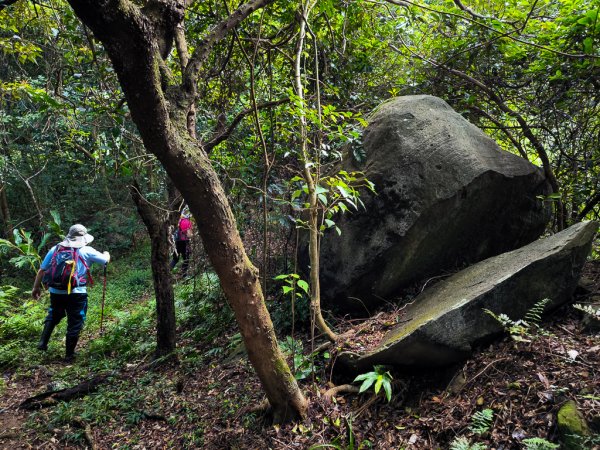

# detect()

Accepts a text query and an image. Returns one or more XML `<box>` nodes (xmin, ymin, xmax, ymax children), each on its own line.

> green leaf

<box><xmin>583</xmin><ymin>37</ymin><xmax>594</xmax><ymax>54</ymax></box>
<box><xmin>358</xmin><ymin>376</ymin><xmax>376</xmax><ymax>393</ymax></box>
<box><xmin>383</xmin><ymin>380</ymin><xmax>392</xmax><ymax>402</ymax></box>
<box><xmin>315</xmin><ymin>185</ymin><xmax>328</xmax><ymax>195</ymax></box>
<box><xmin>297</xmin><ymin>280</ymin><xmax>309</xmax><ymax>294</ymax></box>
<box><xmin>336</xmin><ymin>185</ymin><xmax>350</xmax><ymax>198</ymax></box>
<box><xmin>374</xmin><ymin>375</ymin><xmax>383</xmax><ymax>394</ymax></box>
<box><xmin>0</xmin><ymin>238</ymin><xmax>15</xmax><ymax>249</ymax></box>
<box><xmin>345</xmin><ymin>198</ymin><xmax>357</xmax><ymax>209</ymax></box>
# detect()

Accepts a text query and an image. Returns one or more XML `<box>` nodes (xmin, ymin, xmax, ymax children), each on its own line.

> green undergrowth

<box><xmin>2</xmin><ymin>239</ymin><xmax>238</xmax><ymax>372</ymax></box>
<box><xmin>0</xmin><ymin>242</ymin><xmax>155</xmax><ymax>370</ymax></box>
<box><xmin>28</xmin><ymin>371</ymin><xmax>177</xmax><ymax>447</ymax></box>
<box><xmin>1</xmin><ymin>239</ymin><xmax>244</xmax><ymax>447</ymax></box>
<box><xmin>3</xmin><ymin>238</ymin><xmax>331</xmax><ymax>448</ymax></box>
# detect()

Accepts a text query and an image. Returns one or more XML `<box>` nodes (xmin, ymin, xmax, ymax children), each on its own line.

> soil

<box><xmin>1</xmin><ymin>261</ymin><xmax>599</xmax><ymax>449</ymax></box>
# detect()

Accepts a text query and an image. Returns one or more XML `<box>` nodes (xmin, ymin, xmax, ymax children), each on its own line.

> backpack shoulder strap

<box><xmin>74</xmin><ymin>248</ymin><xmax>94</xmax><ymax>287</ymax></box>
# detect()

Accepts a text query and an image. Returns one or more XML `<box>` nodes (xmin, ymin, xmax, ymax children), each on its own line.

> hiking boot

<box><xmin>37</xmin><ymin>322</ymin><xmax>55</xmax><ymax>351</ymax></box>
<box><xmin>64</xmin><ymin>353</ymin><xmax>76</xmax><ymax>363</ymax></box>
<box><xmin>65</xmin><ymin>335</ymin><xmax>79</xmax><ymax>361</ymax></box>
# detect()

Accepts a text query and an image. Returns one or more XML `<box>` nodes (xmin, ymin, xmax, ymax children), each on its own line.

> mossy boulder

<box><xmin>315</xmin><ymin>95</ymin><xmax>551</xmax><ymax>312</ymax></box>
<box><xmin>337</xmin><ymin>221</ymin><xmax>598</xmax><ymax>372</ymax></box>
<box><xmin>557</xmin><ymin>400</ymin><xmax>590</xmax><ymax>449</ymax></box>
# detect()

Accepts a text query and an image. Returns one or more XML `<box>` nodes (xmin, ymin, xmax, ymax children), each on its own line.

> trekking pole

<box><xmin>100</xmin><ymin>263</ymin><xmax>107</xmax><ymax>335</ymax></box>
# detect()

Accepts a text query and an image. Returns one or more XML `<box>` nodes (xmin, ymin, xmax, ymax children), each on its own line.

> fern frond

<box><xmin>449</xmin><ymin>437</ymin><xmax>486</xmax><ymax>450</ymax></box>
<box><xmin>522</xmin><ymin>437</ymin><xmax>559</xmax><ymax>450</ymax></box>
<box><xmin>524</xmin><ymin>298</ymin><xmax>551</xmax><ymax>325</ymax></box>
<box><xmin>469</xmin><ymin>408</ymin><xmax>494</xmax><ymax>434</ymax></box>
<box><xmin>573</xmin><ymin>304</ymin><xmax>600</xmax><ymax>318</ymax></box>
<box><xmin>484</xmin><ymin>309</ymin><xmax>513</xmax><ymax>327</ymax></box>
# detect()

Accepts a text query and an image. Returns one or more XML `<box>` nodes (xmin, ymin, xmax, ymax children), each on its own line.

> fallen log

<box><xmin>19</xmin><ymin>374</ymin><xmax>111</xmax><ymax>410</ymax></box>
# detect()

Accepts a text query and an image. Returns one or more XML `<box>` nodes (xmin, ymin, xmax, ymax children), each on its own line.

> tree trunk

<box><xmin>67</xmin><ymin>0</ymin><xmax>307</xmax><ymax>422</ymax></box>
<box><xmin>0</xmin><ymin>184</ymin><xmax>12</xmax><ymax>240</ymax></box>
<box><xmin>130</xmin><ymin>180</ymin><xmax>179</xmax><ymax>359</ymax></box>
<box><xmin>294</xmin><ymin>1</ymin><xmax>337</xmax><ymax>342</ymax></box>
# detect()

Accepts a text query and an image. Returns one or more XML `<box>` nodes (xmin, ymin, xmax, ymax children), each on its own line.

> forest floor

<box><xmin>1</xmin><ymin>261</ymin><xmax>599</xmax><ymax>449</ymax></box>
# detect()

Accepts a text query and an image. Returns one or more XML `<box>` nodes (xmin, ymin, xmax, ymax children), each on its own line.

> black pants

<box><xmin>44</xmin><ymin>293</ymin><xmax>88</xmax><ymax>338</ymax></box>
<box><xmin>171</xmin><ymin>240</ymin><xmax>190</xmax><ymax>275</ymax></box>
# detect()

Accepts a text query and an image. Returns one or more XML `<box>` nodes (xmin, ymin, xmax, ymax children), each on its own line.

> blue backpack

<box><xmin>42</xmin><ymin>245</ymin><xmax>92</xmax><ymax>293</ymax></box>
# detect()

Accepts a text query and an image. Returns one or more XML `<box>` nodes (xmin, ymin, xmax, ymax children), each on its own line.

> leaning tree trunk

<box><xmin>130</xmin><ymin>180</ymin><xmax>180</xmax><ymax>359</ymax></box>
<box><xmin>67</xmin><ymin>0</ymin><xmax>307</xmax><ymax>422</ymax></box>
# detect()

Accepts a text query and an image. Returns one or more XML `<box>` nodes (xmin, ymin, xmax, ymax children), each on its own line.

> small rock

<box><xmin>557</xmin><ymin>400</ymin><xmax>590</xmax><ymax>450</ymax></box>
<box><xmin>511</xmin><ymin>428</ymin><xmax>526</xmax><ymax>440</ymax></box>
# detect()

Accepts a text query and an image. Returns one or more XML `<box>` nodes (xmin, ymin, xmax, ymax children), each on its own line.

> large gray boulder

<box><xmin>337</xmin><ymin>221</ymin><xmax>598</xmax><ymax>372</ymax></box>
<box><xmin>318</xmin><ymin>95</ymin><xmax>551</xmax><ymax>312</ymax></box>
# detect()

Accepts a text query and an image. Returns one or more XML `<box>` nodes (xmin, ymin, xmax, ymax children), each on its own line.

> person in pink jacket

<box><xmin>171</xmin><ymin>212</ymin><xmax>192</xmax><ymax>276</ymax></box>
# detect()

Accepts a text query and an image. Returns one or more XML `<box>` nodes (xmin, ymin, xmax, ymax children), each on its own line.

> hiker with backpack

<box><xmin>31</xmin><ymin>224</ymin><xmax>110</xmax><ymax>361</ymax></box>
<box><xmin>170</xmin><ymin>211</ymin><xmax>192</xmax><ymax>277</ymax></box>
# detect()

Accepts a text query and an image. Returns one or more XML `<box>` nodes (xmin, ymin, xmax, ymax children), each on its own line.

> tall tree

<box><xmin>59</xmin><ymin>0</ymin><xmax>307</xmax><ymax>422</ymax></box>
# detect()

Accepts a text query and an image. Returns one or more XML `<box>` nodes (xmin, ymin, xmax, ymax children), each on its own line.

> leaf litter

<box><xmin>0</xmin><ymin>261</ymin><xmax>598</xmax><ymax>449</ymax></box>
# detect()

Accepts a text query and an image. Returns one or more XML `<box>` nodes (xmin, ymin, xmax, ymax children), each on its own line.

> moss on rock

<box><xmin>557</xmin><ymin>400</ymin><xmax>590</xmax><ymax>450</ymax></box>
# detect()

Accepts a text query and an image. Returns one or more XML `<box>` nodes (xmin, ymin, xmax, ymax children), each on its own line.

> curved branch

<box><xmin>577</xmin><ymin>192</ymin><xmax>600</xmax><ymax>221</ymax></box>
<box><xmin>468</xmin><ymin>105</ymin><xmax>528</xmax><ymax>160</ymax></box>
<box><xmin>452</xmin><ymin>0</ymin><xmax>486</xmax><ymax>19</ymax></box>
<box><xmin>323</xmin><ymin>384</ymin><xmax>360</xmax><ymax>401</ymax></box>
<box><xmin>203</xmin><ymin>98</ymin><xmax>289</xmax><ymax>153</ymax></box>
<box><xmin>182</xmin><ymin>0</ymin><xmax>275</xmax><ymax>94</ymax></box>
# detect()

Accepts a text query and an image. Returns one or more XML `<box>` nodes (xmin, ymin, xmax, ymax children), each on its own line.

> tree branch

<box><xmin>72</xmin><ymin>142</ymin><xmax>96</xmax><ymax>161</ymax></box>
<box><xmin>452</xmin><ymin>0</ymin><xmax>486</xmax><ymax>19</ymax></box>
<box><xmin>468</xmin><ymin>105</ymin><xmax>528</xmax><ymax>160</ymax></box>
<box><xmin>577</xmin><ymin>192</ymin><xmax>600</xmax><ymax>221</ymax></box>
<box><xmin>203</xmin><ymin>98</ymin><xmax>289</xmax><ymax>153</ymax></box>
<box><xmin>19</xmin><ymin>374</ymin><xmax>111</xmax><ymax>410</ymax></box>
<box><xmin>182</xmin><ymin>0</ymin><xmax>275</xmax><ymax>94</ymax></box>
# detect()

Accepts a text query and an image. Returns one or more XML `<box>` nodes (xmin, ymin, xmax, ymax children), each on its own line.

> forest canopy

<box><xmin>0</xmin><ymin>0</ymin><xmax>599</xmax><ymax>447</ymax></box>
<box><xmin>1</xmin><ymin>0</ymin><xmax>598</xmax><ymax>234</ymax></box>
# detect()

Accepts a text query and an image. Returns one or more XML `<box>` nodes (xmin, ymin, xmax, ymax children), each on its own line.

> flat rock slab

<box><xmin>337</xmin><ymin>221</ymin><xmax>598</xmax><ymax>372</ymax></box>
<box><xmin>316</xmin><ymin>95</ymin><xmax>551</xmax><ymax>312</ymax></box>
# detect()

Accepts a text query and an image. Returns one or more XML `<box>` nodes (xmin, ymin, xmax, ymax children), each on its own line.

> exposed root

<box><xmin>323</xmin><ymin>384</ymin><xmax>360</xmax><ymax>402</ymax></box>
